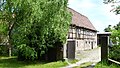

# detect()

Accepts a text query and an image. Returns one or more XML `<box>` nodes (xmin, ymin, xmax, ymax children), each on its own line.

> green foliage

<box><xmin>109</xmin><ymin>45</ymin><xmax>120</xmax><ymax>61</ymax></box>
<box><xmin>0</xmin><ymin>21</ymin><xmax>7</xmax><ymax>35</ymax></box>
<box><xmin>105</xmin><ymin>23</ymin><xmax>120</xmax><ymax>61</ymax></box>
<box><xmin>113</xmin><ymin>22</ymin><xmax>120</xmax><ymax>30</ymax></box>
<box><xmin>0</xmin><ymin>0</ymin><xmax>71</xmax><ymax>61</ymax></box>
<box><xmin>108</xmin><ymin>24</ymin><xmax>120</xmax><ymax>61</ymax></box>
<box><xmin>0</xmin><ymin>45</ymin><xmax>8</xmax><ymax>56</ymax></box>
<box><xmin>104</xmin><ymin>25</ymin><xmax>112</xmax><ymax>32</ymax></box>
<box><xmin>95</xmin><ymin>61</ymin><xmax>120</xmax><ymax>68</ymax></box>
<box><xmin>104</xmin><ymin>23</ymin><xmax>120</xmax><ymax>44</ymax></box>
<box><xmin>17</xmin><ymin>44</ymin><xmax>37</xmax><ymax>60</ymax></box>
<box><xmin>0</xmin><ymin>20</ymin><xmax>8</xmax><ymax>43</ymax></box>
<box><xmin>111</xmin><ymin>29</ymin><xmax>120</xmax><ymax>44</ymax></box>
<box><xmin>104</xmin><ymin>0</ymin><xmax>120</xmax><ymax>62</ymax></box>
<box><xmin>0</xmin><ymin>56</ymin><xmax>67</xmax><ymax>68</ymax></box>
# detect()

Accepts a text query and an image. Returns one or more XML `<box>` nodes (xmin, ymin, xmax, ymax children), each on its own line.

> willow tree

<box><xmin>0</xmin><ymin>0</ymin><xmax>71</xmax><ymax>60</ymax></box>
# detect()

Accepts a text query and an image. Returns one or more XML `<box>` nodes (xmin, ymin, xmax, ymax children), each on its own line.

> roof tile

<box><xmin>68</xmin><ymin>8</ymin><xmax>97</xmax><ymax>31</ymax></box>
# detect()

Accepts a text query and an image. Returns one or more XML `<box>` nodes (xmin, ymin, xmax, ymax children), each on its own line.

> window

<box><xmin>76</xmin><ymin>29</ymin><xmax>79</xmax><ymax>39</ymax></box>
<box><xmin>79</xmin><ymin>29</ymin><xmax>81</xmax><ymax>34</ymax></box>
<box><xmin>81</xmin><ymin>29</ymin><xmax>83</xmax><ymax>34</ymax></box>
<box><xmin>73</xmin><ymin>28</ymin><xmax>76</xmax><ymax>33</ymax></box>
<box><xmin>69</xmin><ymin>33</ymin><xmax>73</xmax><ymax>38</ymax></box>
<box><xmin>76</xmin><ymin>29</ymin><xmax>81</xmax><ymax>39</ymax></box>
<box><xmin>77</xmin><ymin>41</ymin><xmax>78</xmax><ymax>47</ymax></box>
<box><xmin>69</xmin><ymin>28</ymin><xmax>72</xmax><ymax>33</ymax></box>
<box><xmin>77</xmin><ymin>29</ymin><xmax>79</xmax><ymax>33</ymax></box>
<box><xmin>73</xmin><ymin>33</ymin><xmax>76</xmax><ymax>38</ymax></box>
<box><xmin>89</xmin><ymin>41</ymin><xmax>90</xmax><ymax>44</ymax></box>
<box><xmin>68</xmin><ymin>27</ymin><xmax>77</xmax><ymax>39</ymax></box>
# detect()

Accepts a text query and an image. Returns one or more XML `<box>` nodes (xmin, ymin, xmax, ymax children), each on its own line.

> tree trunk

<box><xmin>8</xmin><ymin>45</ymin><xmax>11</xmax><ymax>57</ymax></box>
<box><xmin>8</xmin><ymin>35</ymin><xmax>12</xmax><ymax>57</ymax></box>
<box><xmin>8</xmin><ymin>21</ymin><xmax>15</xmax><ymax>57</ymax></box>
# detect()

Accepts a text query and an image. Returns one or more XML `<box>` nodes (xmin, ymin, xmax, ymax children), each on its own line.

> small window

<box><xmin>73</xmin><ymin>29</ymin><xmax>76</xmax><ymax>33</ymax></box>
<box><xmin>79</xmin><ymin>29</ymin><xmax>81</xmax><ymax>34</ymax></box>
<box><xmin>77</xmin><ymin>41</ymin><xmax>78</xmax><ymax>47</ymax></box>
<box><xmin>77</xmin><ymin>29</ymin><xmax>79</xmax><ymax>33</ymax></box>
<box><xmin>69</xmin><ymin>28</ymin><xmax>72</xmax><ymax>32</ymax></box>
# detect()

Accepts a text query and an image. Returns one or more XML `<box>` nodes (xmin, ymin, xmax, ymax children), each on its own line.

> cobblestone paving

<box><xmin>62</xmin><ymin>47</ymin><xmax>101</xmax><ymax>68</ymax></box>
<box><xmin>76</xmin><ymin>47</ymin><xmax>101</xmax><ymax>62</ymax></box>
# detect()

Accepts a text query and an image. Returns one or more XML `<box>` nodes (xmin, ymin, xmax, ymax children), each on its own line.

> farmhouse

<box><xmin>64</xmin><ymin>8</ymin><xmax>97</xmax><ymax>59</ymax></box>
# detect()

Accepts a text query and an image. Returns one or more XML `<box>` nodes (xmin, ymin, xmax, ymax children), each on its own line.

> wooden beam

<box><xmin>108</xmin><ymin>58</ymin><xmax>120</xmax><ymax>65</ymax></box>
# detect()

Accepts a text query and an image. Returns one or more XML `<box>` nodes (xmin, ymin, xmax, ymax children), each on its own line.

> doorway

<box><xmin>67</xmin><ymin>41</ymin><xmax>75</xmax><ymax>59</ymax></box>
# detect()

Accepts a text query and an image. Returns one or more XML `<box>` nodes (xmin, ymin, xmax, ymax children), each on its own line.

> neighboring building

<box><xmin>64</xmin><ymin>8</ymin><xmax>97</xmax><ymax>59</ymax></box>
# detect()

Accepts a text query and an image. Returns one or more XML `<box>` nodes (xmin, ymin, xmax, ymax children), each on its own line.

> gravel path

<box><xmin>62</xmin><ymin>47</ymin><xmax>101</xmax><ymax>68</ymax></box>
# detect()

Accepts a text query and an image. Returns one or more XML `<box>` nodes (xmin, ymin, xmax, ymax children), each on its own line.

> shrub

<box><xmin>11</xmin><ymin>46</ymin><xmax>18</xmax><ymax>56</ymax></box>
<box><xmin>0</xmin><ymin>45</ymin><xmax>18</xmax><ymax>56</ymax></box>
<box><xmin>109</xmin><ymin>45</ymin><xmax>120</xmax><ymax>61</ymax></box>
<box><xmin>17</xmin><ymin>44</ymin><xmax>37</xmax><ymax>61</ymax></box>
<box><xmin>0</xmin><ymin>45</ymin><xmax>8</xmax><ymax>56</ymax></box>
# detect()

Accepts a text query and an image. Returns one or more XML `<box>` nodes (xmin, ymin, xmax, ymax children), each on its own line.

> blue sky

<box><xmin>68</xmin><ymin>0</ymin><xmax>120</xmax><ymax>32</ymax></box>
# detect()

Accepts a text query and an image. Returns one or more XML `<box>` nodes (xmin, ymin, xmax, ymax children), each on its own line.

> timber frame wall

<box><xmin>68</xmin><ymin>25</ymin><xmax>96</xmax><ymax>40</ymax></box>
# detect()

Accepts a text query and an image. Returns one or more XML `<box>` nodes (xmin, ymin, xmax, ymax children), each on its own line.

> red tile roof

<box><xmin>68</xmin><ymin>8</ymin><xmax>97</xmax><ymax>31</ymax></box>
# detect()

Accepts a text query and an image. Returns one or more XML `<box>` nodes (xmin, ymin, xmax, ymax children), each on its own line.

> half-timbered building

<box><xmin>64</xmin><ymin>8</ymin><xmax>97</xmax><ymax>59</ymax></box>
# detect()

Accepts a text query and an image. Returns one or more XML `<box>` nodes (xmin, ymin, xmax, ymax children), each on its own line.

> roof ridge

<box><xmin>68</xmin><ymin>7</ymin><xmax>88</xmax><ymax>19</ymax></box>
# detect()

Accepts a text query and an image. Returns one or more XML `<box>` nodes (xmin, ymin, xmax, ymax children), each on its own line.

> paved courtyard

<box><xmin>63</xmin><ymin>47</ymin><xmax>101</xmax><ymax>68</ymax></box>
<box><xmin>76</xmin><ymin>47</ymin><xmax>101</xmax><ymax>62</ymax></box>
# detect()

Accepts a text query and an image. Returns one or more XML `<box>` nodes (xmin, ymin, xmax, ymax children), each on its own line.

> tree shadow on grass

<box><xmin>0</xmin><ymin>57</ymin><xmax>49</xmax><ymax>68</ymax></box>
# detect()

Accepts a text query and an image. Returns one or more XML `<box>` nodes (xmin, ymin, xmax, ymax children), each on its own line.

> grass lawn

<box><xmin>95</xmin><ymin>61</ymin><xmax>120</xmax><ymax>68</ymax></box>
<box><xmin>0</xmin><ymin>56</ymin><xmax>67</xmax><ymax>68</ymax></box>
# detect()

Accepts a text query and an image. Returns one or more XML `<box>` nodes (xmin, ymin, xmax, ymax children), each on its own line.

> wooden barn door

<box><xmin>67</xmin><ymin>41</ymin><xmax>75</xmax><ymax>59</ymax></box>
